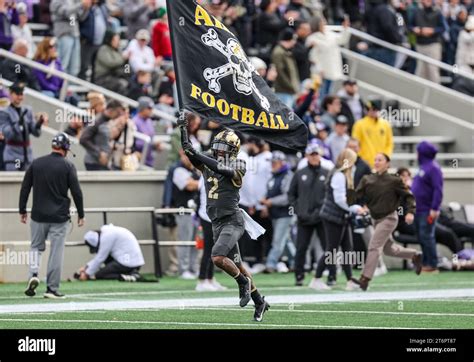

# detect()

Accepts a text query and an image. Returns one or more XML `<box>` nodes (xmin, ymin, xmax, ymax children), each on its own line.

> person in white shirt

<box><xmin>78</xmin><ymin>224</ymin><xmax>145</xmax><ymax>282</ymax></box>
<box><xmin>124</xmin><ymin>29</ymin><xmax>160</xmax><ymax>73</ymax></box>
<box><xmin>11</xmin><ymin>3</ymin><xmax>36</xmax><ymax>58</ymax></box>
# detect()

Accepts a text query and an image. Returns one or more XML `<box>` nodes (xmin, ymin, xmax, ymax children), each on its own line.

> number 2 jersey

<box><xmin>203</xmin><ymin>158</ymin><xmax>246</xmax><ymax>222</ymax></box>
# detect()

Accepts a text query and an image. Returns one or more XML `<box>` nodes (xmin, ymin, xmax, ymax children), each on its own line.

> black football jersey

<box><xmin>203</xmin><ymin>159</ymin><xmax>246</xmax><ymax>222</ymax></box>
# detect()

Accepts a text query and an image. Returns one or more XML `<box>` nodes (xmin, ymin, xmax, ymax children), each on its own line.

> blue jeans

<box><xmin>275</xmin><ymin>93</ymin><xmax>295</xmax><ymax>109</ymax></box>
<box><xmin>415</xmin><ymin>213</ymin><xmax>438</xmax><ymax>268</ymax></box>
<box><xmin>57</xmin><ymin>35</ymin><xmax>81</xmax><ymax>76</ymax></box>
<box><xmin>367</xmin><ymin>47</ymin><xmax>396</xmax><ymax>67</ymax></box>
<box><xmin>318</xmin><ymin>78</ymin><xmax>332</xmax><ymax>104</ymax></box>
<box><xmin>266</xmin><ymin>217</ymin><xmax>295</xmax><ymax>269</ymax></box>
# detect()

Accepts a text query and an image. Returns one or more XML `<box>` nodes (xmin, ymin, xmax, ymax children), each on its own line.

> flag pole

<box><xmin>166</xmin><ymin>0</ymin><xmax>185</xmax><ymax>113</ymax></box>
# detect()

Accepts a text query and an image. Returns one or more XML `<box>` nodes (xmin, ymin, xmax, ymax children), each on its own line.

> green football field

<box><xmin>0</xmin><ymin>271</ymin><xmax>473</xmax><ymax>329</ymax></box>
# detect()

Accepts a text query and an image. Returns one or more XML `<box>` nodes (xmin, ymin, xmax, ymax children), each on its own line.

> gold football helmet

<box><xmin>211</xmin><ymin>129</ymin><xmax>241</xmax><ymax>159</ymax></box>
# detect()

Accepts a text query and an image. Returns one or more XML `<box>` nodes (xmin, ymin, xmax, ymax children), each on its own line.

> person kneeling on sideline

<box><xmin>77</xmin><ymin>224</ymin><xmax>145</xmax><ymax>282</ymax></box>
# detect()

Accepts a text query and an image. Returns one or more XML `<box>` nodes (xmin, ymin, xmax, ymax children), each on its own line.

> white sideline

<box><xmin>0</xmin><ymin>288</ymin><xmax>472</xmax><ymax>314</ymax></box>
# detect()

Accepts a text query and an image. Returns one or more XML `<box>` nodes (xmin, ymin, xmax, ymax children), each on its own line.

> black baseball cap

<box><xmin>366</xmin><ymin>99</ymin><xmax>383</xmax><ymax>111</ymax></box>
<box><xmin>336</xmin><ymin>115</ymin><xmax>349</xmax><ymax>125</ymax></box>
<box><xmin>9</xmin><ymin>82</ymin><xmax>25</xmax><ymax>95</ymax></box>
<box><xmin>343</xmin><ymin>79</ymin><xmax>357</xmax><ymax>86</ymax></box>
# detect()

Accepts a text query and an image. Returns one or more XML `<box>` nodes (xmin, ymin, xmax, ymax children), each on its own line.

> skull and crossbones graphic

<box><xmin>201</xmin><ymin>29</ymin><xmax>270</xmax><ymax>111</ymax></box>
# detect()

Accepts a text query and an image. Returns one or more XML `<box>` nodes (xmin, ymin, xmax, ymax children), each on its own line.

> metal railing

<box><xmin>0</xmin><ymin>48</ymin><xmax>176</xmax><ymax>122</ymax></box>
<box><xmin>0</xmin><ymin>207</ymin><xmax>196</xmax><ymax>279</ymax></box>
<box><xmin>327</xmin><ymin>25</ymin><xmax>474</xmax><ymax>82</ymax></box>
<box><xmin>0</xmin><ymin>77</ymin><xmax>154</xmax><ymax>170</ymax></box>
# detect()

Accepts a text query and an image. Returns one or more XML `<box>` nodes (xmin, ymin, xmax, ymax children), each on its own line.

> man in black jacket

<box><xmin>365</xmin><ymin>0</ymin><xmax>402</xmax><ymax>66</ymax></box>
<box><xmin>292</xmin><ymin>20</ymin><xmax>312</xmax><ymax>82</ymax></box>
<box><xmin>0</xmin><ymin>40</ymin><xmax>41</xmax><ymax>91</ymax></box>
<box><xmin>19</xmin><ymin>132</ymin><xmax>85</xmax><ymax>299</ymax></box>
<box><xmin>288</xmin><ymin>143</ymin><xmax>328</xmax><ymax>286</ymax></box>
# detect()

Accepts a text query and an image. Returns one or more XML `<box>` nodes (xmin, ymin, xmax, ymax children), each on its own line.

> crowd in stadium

<box><xmin>0</xmin><ymin>0</ymin><xmax>473</xmax><ymax>291</ymax></box>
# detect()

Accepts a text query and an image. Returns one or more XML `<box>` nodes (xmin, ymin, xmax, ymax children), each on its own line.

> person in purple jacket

<box><xmin>411</xmin><ymin>141</ymin><xmax>444</xmax><ymax>273</ymax></box>
<box><xmin>33</xmin><ymin>37</ymin><xmax>64</xmax><ymax>98</ymax></box>
<box><xmin>0</xmin><ymin>0</ymin><xmax>19</xmax><ymax>50</ymax></box>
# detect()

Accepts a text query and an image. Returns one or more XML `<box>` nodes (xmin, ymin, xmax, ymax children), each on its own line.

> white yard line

<box><xmin>172</xmin><ymin>307</ymin><xmax>474</xmax><ymax>317</ymax></box>
<box><xmin>0</xmin><ymin>288</ymin><xmax>472</xmax><ymax>314</ymax></box>
<box><xmin>0</xmin><ymin>318</ymin><xmax>437</xmax><ymax>329</ymax></box>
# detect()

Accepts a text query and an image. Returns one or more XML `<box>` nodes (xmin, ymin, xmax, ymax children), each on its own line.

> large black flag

<box><xmin>166</xmin><ymin>0</ymin><xmax>308</xmax><ymax>151</ymax></box>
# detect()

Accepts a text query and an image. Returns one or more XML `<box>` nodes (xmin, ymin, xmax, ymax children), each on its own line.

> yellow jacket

<box><xmin>352</xmin><ymin>116</ymin><xmax>394</xmax><ymax>167</ymax></box>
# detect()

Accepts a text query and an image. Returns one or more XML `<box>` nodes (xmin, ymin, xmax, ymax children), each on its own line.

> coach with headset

<box><xmin>19</xmin><ymin>132</ymin><xmax>85</xmax><ymax>299</ymax></box>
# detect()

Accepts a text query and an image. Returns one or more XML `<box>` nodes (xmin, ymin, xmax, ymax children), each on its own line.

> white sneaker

<box><xmin>180</xmin><ymin>271</ymin><xmax>197</xmax><ymax>280</ymax></box>
<box><xmin>276</xmin><ymin>262</ymin><xmax>289</xmax><ymax>273</ymax></box>
<box><xmin>195</xmin><ymin>280</ymin><xmax>218</xmax><ymax>292</ymax></box>
<box><xmin>250</xmin><ymin>263</ymin><xmax>266</xmax><ymax>274</ymax></box>
<box><xmin>373</xmin><ymin>265</ymin><xmax>388</xmax><ymax>277</ymax></box>
<box><xmin>345</xmin><ymin>280</ymin><xmax>360</xmax><ymax>291</ymax></box>
<box><xmin>210</xmin><ymin>278</ymin><xmax>228</xmax><ymax>290</ymax></box>
<box><xmin>308</xmin><ymin>278</ymin><xmax>331</xmax><ymax>291</ymax></box>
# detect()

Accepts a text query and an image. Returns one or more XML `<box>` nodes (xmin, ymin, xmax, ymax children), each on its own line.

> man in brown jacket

<box><xmin>271</xmin><ymin>28</ymin><xmax>300</xmax><ymax>108</ymax></box>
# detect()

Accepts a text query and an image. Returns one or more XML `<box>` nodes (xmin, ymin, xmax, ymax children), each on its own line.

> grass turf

<box><xmin>0</xmin><ymin>271</ymin><xmax>472</xmax><ymax>329</ymax></box>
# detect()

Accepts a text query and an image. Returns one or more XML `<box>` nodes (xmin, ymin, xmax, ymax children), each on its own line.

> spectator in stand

<box><xmin>157</xmin><ymin>63</ymin><xmax>175</xmax><ymax>98</ymax></box>
<box><xmin>86</xmin><ymin>91</ymin><xmax>106</xmax><ymax>119</ymax></box>
<box><xmin>80</xmin><ymin>99</ymin><xmax>125</xmax><ymax>170</ymax></box>
<box><xmin>64</xmin><ymin>115</ymin><xmax>85</xmax><ymax>138</ymax></box>
<box><xmin>260</xmin><ymin>151</ymin><xmax>295</xmax><ymax>274</ymax></box>
<box><xmin>0</xmin><ymin>82</ymin><xmax>48</xmax><ymax>171</ymax></box>
<box><xmin>109</xmin><ymin>107</ymin><xmax>139</xmax><ymax>171</ymax></box>
<box><xmin>336</xmin><ymin>79</ymin><xmax>365</xmax><ymax>133</ymax></box>
<box><xmin>326</xmin><ymin>115</ymin><xmax>350</xmax><ymax>162</ymax></box>
<box><xmin>271</xmin><ymin>27</ymin><xmax>300</xmax><ymax>108</ymax></box>
<box><xmin>1</xmin><ymin>39</ymin><xmax>40</xmax><ymax>90</ymax></box>
<box><xmin>365</xmin><ymin>0</ymin><xmax>403</xmax><ymax>66</ymax></box>
<box><xmin>256</xmin><ymin>0</ymin><xmax>288</xmax><ymax>61</ymax></box>
<box><xmin>132</xmin><ymin>97</ymin><xmax>162</xmax><ymax>168</ymax></box>
<box><xmin>320</xmin><ymin>95</ymin><xmax>341</xmax><ymax>130</ymax></box>
<box><xmin>12</xmin><ymin>2</ymin><xmax>36</xmax><ymax>58</ymax></box>
<box><xmin>249</xmin><ymin>56</ymin><xmax>278</xmax><ymax>88</ymax></box>
<box><xmin>167</xmin><ymin>112</ymin><xmax>201</xmax><ymax>167</ymax></box>
<box><xmin>33</xmin><ymin>37</ymin><xmax>64</xmax><ymax>98</ymax></box>
<box><xmin>306</xmin><ymin>14</ymin><xmax>350</xmax><ymax>102</ymax></box>
<box><xmin>0</xmin><ymin>0</ymin><xmax>18</xmax><ymax>50</ymax></box>
<box><xmin>292</xmin><ymin>20</ymin><xmax>312</xmax><ymax>84</ymax></box>
<box><xmin>411</xmin><ymin>141</ymin><xmax>443</xmax><ymax>273</ymax></box>
<box><xmin>127</xmin><ymin>70</ymin><xmax>153</xmax><ymax>100</ymax></box>
<box><xmin>124</xmin><ymin>29</ymin><xmax>159</xmax><ymax>73</ymax></box>
<box><xmin>409</xmin><ymin>0</ymin><xmax>446</xmax><ymax>83</ymax></box>
<box><xmin>288</xmin><ymin>142</ymin><xmax>328</xmax><ymax>286</ymax></box>
<box><xmin>446</xmin><ymin>7</ymin><xmax>468</xmax><ymax>65</ymax></box>
<box><xmin>151</xmin><ymin>7</ymin><xmax>171</xmax><ymax>61</ymax></box>
<box><xmin>314</xmin><ymin>123</ymin><xmax>333</xmax><ymax>161</ymax></box>
<box><xmin>455</xmin><ymin>15</ymin><xmax>474</xmax><ymax>73</ymax></box>
<box><xmin>78</xmin><ymin>0</ymin><xmax>109</xmax><ymax>80</ymax></box>
<box><xmin>123</xmin><ymin>0</ymin><xmax>158</xmax><ymax>40</ymax></box>
<box><xmin>50</xmin><ymin>0</ymin><xmax>91</xmax><ymax>77</ymax></box>
<box><xmin>352</xmin><ymin>99</ymin><xmax>393</xmax><ymax>168</ymax></box>
<box><xmin>286</xmin><ymin>0</ymin><xmax>313</xmax><ymax>21</ymax></box>
<box><xmin>94</xmin><ymin>31</ymin><xmax>130</xmax><ymax>94</ymax></box>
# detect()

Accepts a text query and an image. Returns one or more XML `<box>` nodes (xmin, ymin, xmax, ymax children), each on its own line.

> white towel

<box><xmin>240</xmin><ymin>208</ymin><xmax>266</xmax><ymax>240</ymax></box>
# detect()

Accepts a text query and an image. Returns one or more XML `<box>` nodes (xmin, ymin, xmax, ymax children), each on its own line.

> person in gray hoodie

<box><xmin>50</xmin><ymin>0</ymin><xmax>91</xmax><ymax>76</ymax></box>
